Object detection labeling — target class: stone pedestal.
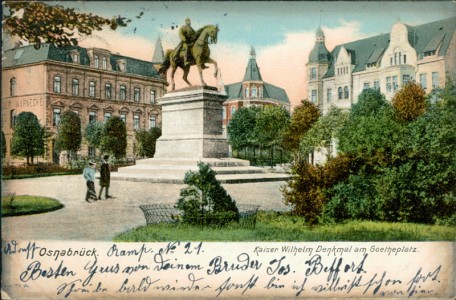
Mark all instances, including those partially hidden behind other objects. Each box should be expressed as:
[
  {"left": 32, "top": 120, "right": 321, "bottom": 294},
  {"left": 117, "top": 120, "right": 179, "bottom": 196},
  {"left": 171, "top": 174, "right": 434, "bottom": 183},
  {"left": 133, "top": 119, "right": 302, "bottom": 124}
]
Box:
[{"left": 154, "top": 86, "right": 229, "bottom": 159}]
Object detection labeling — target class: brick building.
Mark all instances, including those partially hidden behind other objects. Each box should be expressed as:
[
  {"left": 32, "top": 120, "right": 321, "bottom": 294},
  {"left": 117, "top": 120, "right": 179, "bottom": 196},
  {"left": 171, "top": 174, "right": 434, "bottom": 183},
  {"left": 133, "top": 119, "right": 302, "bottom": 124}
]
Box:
[{"left": 2, "top": 44, "right": 167, "bottom": 164}]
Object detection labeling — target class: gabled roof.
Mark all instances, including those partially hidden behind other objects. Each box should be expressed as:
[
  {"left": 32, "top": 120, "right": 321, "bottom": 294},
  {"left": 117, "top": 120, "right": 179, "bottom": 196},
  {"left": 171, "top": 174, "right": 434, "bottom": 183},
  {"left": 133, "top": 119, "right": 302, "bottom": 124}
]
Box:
[
  {"left": 322, "top": 16, "right": 456, "bottom": 79},
  {"left": 3, "top": 44, "right": 161, "bottom": 79},
  {"left": 224, "top": 82, "right": 290, "bottom": 104}
]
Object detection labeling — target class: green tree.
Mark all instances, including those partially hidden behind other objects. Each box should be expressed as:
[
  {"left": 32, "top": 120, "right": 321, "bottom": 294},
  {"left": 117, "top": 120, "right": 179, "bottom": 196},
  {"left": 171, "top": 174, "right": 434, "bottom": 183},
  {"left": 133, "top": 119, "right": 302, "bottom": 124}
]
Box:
[
  {"left": 100, "top": 116, "right": 127, "bottom": 159},
  {"left": 10, "top": 112, "right": 45, "bottom": 164},
  {"left": 1, "top": 131, "right": 6, "bottom": 159},
  {"left": 253, "top": 105, "right": 290, "bottom": 166},
  {"left": 301, "top": 106, "right": 348, "bottom": 160},
  {"left": 176, "top": 162, "right": 239, "bottom": 226},
  {"left": 392, "top": 81, "right": 427, "bottom": 122},
  {"left": 282, "top": 100, "right": 320, "bottom": 162},
  {"left": 135, "top": 127, "right": 162, "bottom": 158},
  {"left": 227, "top": 107, "right": 260, "bottom": 152},
  {"left": 3, "top": 1, "right": 131, "bottom": 49},
  {"left": 55, "top": 111, "right": 82, "bottom": 158},
  {"left": 84, "top": 121, "right": 104, "bottom": 151}
]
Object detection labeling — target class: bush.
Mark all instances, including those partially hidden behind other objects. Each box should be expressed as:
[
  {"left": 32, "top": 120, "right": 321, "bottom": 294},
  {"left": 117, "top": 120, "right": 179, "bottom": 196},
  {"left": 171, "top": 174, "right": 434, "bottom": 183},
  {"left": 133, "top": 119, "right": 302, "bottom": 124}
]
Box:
[{"left": 176, "top": 162, "right": 239, "bottom": 226}]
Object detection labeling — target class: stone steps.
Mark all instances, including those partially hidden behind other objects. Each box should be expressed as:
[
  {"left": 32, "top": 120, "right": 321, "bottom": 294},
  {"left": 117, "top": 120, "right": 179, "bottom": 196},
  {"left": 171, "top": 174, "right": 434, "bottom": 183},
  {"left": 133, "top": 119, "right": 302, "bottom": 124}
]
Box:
[{"left": 111, "top": 157, "right": 291, "bottom": 184}]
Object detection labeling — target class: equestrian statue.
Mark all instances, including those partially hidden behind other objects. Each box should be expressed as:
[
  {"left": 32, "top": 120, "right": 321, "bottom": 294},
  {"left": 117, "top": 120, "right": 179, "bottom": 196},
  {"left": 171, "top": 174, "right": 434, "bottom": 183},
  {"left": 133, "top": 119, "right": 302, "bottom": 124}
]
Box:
[{"left": 159, "top": 18, "right": 219, "bottom": 90}]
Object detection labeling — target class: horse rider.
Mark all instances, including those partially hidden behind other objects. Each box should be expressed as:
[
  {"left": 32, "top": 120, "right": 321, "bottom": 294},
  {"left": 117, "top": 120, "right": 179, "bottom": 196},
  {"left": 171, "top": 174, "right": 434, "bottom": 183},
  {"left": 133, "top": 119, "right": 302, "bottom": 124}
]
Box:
[{"left": 175, "top": 17, "right": 196, "bottom": 66}]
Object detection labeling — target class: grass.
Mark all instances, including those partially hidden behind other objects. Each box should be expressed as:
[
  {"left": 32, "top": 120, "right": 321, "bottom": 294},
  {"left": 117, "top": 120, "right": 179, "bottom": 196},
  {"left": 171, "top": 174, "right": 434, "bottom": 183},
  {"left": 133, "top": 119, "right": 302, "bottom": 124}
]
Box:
[
  {"left": 114, "top": 211, "right": 456, "bottom": 242},
  {"left": 1, "top": 195, "right": 64, "bottom": 217}
]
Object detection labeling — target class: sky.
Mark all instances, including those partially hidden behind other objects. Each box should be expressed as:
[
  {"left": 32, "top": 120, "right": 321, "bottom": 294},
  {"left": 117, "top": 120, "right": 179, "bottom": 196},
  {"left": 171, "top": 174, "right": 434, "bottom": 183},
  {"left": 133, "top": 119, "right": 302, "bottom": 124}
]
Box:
[{"left": 9, "top": 1, "right": 456, "bottom": 108}]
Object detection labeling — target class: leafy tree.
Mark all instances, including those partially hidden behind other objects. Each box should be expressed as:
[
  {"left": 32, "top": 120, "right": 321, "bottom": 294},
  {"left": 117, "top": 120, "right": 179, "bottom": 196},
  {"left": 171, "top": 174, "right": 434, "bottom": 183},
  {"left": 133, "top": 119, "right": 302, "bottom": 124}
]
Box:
[
  {"left": 282, "top": 100, "right": 320, "bottom": 162},
  {"left": 392, "top": 81, "right": 427, "bottom": 122},
  {"left": 253, "top": 105, "right": 290, "bottom": 166},
  {"left": 3, "top": 1, "right": 131, "bottom": 49},
  {"left": 176, "top": 162, "right": 239, "bottom": 226},
  {"left": 84, "top": 121, "right": 104, "bottom": 151},
  {"left": 227, "top": 107, "right": 260, "bottom": 151},
  {"left": 1, "top": 131, "right": 6, "bottom": 159},
  {"left": 55, "top": 111, "right": 81, "bottom": 157},
  {"left": 135, "top": 127, "right": 162, "bottom": 158},
  {"left": 10, "top": 112, "right": 45, "bottom": 164},
  {"left": 100, "top": 116, "right": 127, "bottom": 159},
  {"left": 301, "top": 105, "right": 348, "bottom": 161}
]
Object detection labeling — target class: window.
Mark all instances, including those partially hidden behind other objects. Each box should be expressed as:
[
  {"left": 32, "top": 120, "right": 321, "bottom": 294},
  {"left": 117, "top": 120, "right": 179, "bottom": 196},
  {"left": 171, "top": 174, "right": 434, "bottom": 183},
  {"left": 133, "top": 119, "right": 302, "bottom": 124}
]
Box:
[
  {"left": 134, "top": 87, "right": 141, "bottom": 102},
  {"left": 424, "top": 50, "right": 436, "bottom": 57},
  {"left": 363, "top": 82, "right": 370, "bottom": 89},
  {"left": 102, "top": 57, "right": 107, "bottom": 70},
  {"left": 403, "top": 55, "right": 407, "bottom": 64},
  {"left": 72, "top": 79, "right": 79, "bottom": 96},
  {"left": 393, "top": 76, "right": 398, "bottom": 91},
  {"left": 244, "top": 87, "right": 249, "bottom": 98},
  {"left": 89, "top": 111, "right": 97, "bottom": 122},
  {"left": 420, "top": 74, "right": 427, "bottom": 89},
  {"left": 432, "top": 72, "right": 439, "bottom": 88},
  {"left": 338, "top": 87, "right": 343, "bottom": 100},
  {"left": 10, "top": 110, "right": 17, "bottom": 128},
  {"left": 259, "top": 87, "right": 263, "bottom": 98},
  {"left": 10, "top": 78, "right": 16, "bottom": 96},
  {"left": 251, "top": 86, "right": 257, "bottom": 98},
  {"left": 344, "top": 86, "right": 349, "bottom": 99},
  {"left": 53, "top": 76, "right": 61, "bottom": 93},
  {"left": 118, "top": 60, "right": 126, "bottom": 72},
  {"left": 72, "top": 52, "right": 79, "bottom": 63},
  {"left": 327, "top": 89, "right": 332, "bottom": 103},
  {"left": 104, "top": 112, "right": 112, "bottom": 121},
  {"left": 105, "top": 83, "right": 112, "bottom": 99},
  {"left": 310, "top": 67, "right": 317, "bottom": 79},
  {"left": 120, "top": 85, "right": 127, "bottom": 100},
  {"left": 89, "top": 81, "right": 95, "bottom": 97},
  {"left": 120, "top": 113, "right": 126, "bottom": 123},
  {"left": 231, "top": 106, "right": 236, "bottom": 116},
  {"left": 133, "top": 115, "right": 140, "bottom": 129},
  {"left": 386, "top": 77, "right": 392, "bottom": 92},
  {"left": 94, "top": 55, "right": 99, "bottom": 68},
  {"left": 149, "top": 115, "right": 156, "bottom": 129},
  {"left": 402, "top": 74, "right": 411, "bottom": 85},
  {"left": 53, "top": 108, "right": 61, "bottom": 126},
  {"left": 311, "top": 90, "right": 317, "bottom": 103},
  {"left": 222, "top": 106, "right": 227, "bottom": 119},
  {"left": 150, "top": 90, "right": 156, "bottom": 104},
  {"left": 374, "top": 81, "right": 380, "bottom": 90}
]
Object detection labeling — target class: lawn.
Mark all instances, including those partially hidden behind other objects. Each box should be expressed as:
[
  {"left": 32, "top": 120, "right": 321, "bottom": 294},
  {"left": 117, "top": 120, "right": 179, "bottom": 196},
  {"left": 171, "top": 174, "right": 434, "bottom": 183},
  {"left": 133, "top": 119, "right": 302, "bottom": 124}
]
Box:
[
  {"left": 1, "top": 195, "right": 64, "bottom": 217},
  {"left": 114, "top": 211, "right": 456, "bottom": 242}
]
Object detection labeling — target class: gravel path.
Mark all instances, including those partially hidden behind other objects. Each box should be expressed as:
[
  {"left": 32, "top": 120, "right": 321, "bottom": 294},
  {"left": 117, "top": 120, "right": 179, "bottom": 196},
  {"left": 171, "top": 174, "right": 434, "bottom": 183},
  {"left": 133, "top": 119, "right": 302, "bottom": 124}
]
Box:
[{"left": 1, "top": 175, "right": 289, "bottom": 241}]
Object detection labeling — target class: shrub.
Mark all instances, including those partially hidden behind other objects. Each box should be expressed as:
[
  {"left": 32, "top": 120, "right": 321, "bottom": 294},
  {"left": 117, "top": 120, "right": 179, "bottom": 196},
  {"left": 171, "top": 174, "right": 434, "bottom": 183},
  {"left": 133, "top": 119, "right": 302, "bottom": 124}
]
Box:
[{"left": 176, "top": 162, "right": 239, "bottom": 226}]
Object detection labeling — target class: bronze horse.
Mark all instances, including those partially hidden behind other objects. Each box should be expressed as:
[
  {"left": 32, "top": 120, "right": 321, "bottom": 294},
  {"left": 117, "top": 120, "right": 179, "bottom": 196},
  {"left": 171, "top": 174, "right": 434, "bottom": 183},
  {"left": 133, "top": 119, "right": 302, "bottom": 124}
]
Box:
[{"left": 159, "top": 25, "right": 219, "bottom": 90}]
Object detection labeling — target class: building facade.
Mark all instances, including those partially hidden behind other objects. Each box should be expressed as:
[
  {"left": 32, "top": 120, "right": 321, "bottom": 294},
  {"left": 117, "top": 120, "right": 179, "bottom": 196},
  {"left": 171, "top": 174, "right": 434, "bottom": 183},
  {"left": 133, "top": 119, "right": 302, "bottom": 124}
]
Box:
[
  {"left": 2, "top": 44, "right": 167, "bottom": 164},
  {"left": 307, "top": 16, "right": 456, "bottom": 114},
  {"left": 222, "top": 47, "right": 291, "bottom": 135}
]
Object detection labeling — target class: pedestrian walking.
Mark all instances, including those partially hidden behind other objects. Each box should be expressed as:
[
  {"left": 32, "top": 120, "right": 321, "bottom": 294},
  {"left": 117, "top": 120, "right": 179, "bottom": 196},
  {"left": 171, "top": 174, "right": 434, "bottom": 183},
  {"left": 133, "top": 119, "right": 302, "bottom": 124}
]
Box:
[
  {"left": 83, "top": 161, "right": 97, "bottom": 202},
  {"left": 98, "top": 155, "right": 113, "bottom": 200}
]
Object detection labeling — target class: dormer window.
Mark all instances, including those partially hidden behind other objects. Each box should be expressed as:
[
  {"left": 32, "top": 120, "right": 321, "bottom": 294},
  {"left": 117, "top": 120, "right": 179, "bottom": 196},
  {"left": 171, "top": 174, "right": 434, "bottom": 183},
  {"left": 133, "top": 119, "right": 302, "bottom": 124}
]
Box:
[
  {"left": 244, "top": 87, "right": 249, "bottom": 98},
  {"left": 117, "top": 60, "right": 127, "bottom": 72},
  {"left": 71, "top": 51, "right": 80, "bottom": 63},
  {"left": 251, "top": 86, "right": 257, "bottom": 98},
  {"left": 259, "top": 87, "right": 263, "bottom": 98},
  {"left": 102, "top": 57, "right": 107, "bottom": 70},
  {"left": 310, "top": 67, "right": 317, "bottom": 79},
  {"left": 424, "top": 50, "right": 436, "bottom": 57},
  {"left": 94, "top": 55, "right": 99, "bottom": 68}
]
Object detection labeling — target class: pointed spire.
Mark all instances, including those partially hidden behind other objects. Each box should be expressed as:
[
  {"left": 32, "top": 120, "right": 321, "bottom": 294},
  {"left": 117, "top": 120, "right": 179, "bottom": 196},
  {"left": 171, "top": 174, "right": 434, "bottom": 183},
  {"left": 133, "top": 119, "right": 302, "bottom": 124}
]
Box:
[
  {"left": 217, "top": 68, "right": 226, "bottom": 94},
  {"left": 243, "top": 47, "right": 263, "bottom": 81},
  {"left": 152, "top": 36, "right": 165, "bottom": 64}
]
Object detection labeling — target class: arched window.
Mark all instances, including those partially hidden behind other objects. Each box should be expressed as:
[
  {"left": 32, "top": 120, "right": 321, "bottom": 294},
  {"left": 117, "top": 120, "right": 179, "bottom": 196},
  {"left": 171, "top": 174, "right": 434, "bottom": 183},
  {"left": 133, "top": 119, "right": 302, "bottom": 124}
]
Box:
[
  {"left": 251, "top": 86, "right": 257, "bottom": 97},
  {"left": 259, "top": 87, "right": 263, "bottom": 98},
  {"left": 53, "top": 76, "right": 61, "bottom": 93},
  {"left": 102, "top": 57, "right": 107, "bottom": 69},
  {"left": 94, "top": 55, "right": 99, "bottom": 68},
  {"left": 244, "top": 87, "right": 249, "bottom": 98},
  {"left": 10, "top": 78, "right": 16, "bottom": 96},
  {"left": 338, "top": 87, "right": 343, "bottom": 100},
  {"left": 344, "top": 86, "right": 349, "bottom": 99},
  {"left": 231, "top": 106, "right": 236, "bottom": 116}
]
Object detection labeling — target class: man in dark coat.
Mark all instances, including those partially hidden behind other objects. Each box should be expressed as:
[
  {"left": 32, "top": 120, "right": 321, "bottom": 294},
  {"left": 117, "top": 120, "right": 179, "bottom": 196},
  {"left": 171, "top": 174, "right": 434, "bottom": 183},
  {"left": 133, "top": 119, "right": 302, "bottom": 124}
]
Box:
[
  {"left": 175, "top": 17, "right": 196, "bottom": 66},
  {"left": 98, "top": 155, "right": 113, "bottom": 200}
]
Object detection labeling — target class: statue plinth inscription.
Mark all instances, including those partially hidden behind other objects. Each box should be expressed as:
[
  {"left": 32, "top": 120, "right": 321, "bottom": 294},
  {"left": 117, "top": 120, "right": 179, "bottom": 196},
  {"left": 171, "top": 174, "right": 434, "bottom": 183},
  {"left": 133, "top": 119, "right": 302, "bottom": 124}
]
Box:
[{"left": 154, "top": 86, "right": 229, "bottom": 159}]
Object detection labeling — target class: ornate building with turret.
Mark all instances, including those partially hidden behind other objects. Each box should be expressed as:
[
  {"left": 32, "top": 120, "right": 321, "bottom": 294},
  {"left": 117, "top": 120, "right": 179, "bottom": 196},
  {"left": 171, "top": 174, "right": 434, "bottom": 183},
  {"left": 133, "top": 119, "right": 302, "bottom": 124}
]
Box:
[
  {"left": 222, "top": 47, "right": 291, "bottom": 135},
  {"left": 2, "top": 44, "right": 167, "bottom": 164},
  {"left": 307, "top": 16, "right": 456, "bottom": 115}
]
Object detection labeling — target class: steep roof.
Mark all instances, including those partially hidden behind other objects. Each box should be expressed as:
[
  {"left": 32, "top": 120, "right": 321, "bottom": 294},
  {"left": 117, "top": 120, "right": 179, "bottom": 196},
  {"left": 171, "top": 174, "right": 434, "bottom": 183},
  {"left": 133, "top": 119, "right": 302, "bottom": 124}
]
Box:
[
  {"left": 243, "top": 57, "right": 263, "bottom": 81},
  {"left": 224, "top": 82, "right": 290, "bottom": 104},
  {"left": 3, "top": 44, "right": 161, "bottom": 78},
  {"left": 152, "top": 36, "right": 165, "bottom": 64},
  {"left": 308, "top": 42, "right": 331, "bottom": 63},
  {"left": 322, "top": 16, "right": 456, "bottom": 78}
]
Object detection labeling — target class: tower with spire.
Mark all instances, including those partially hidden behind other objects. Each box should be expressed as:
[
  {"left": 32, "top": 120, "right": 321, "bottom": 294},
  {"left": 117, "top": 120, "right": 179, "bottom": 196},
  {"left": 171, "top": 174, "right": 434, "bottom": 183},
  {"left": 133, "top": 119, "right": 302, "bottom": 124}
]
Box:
[
  {"left": 222, "top": 47, "right": 290, "bottom": 135},
  {"left": 152, "top": 36, "right": 165, "bottom": 72},
  {"left": 306, "top": 26, "right": 331, "bottom": 109}
]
